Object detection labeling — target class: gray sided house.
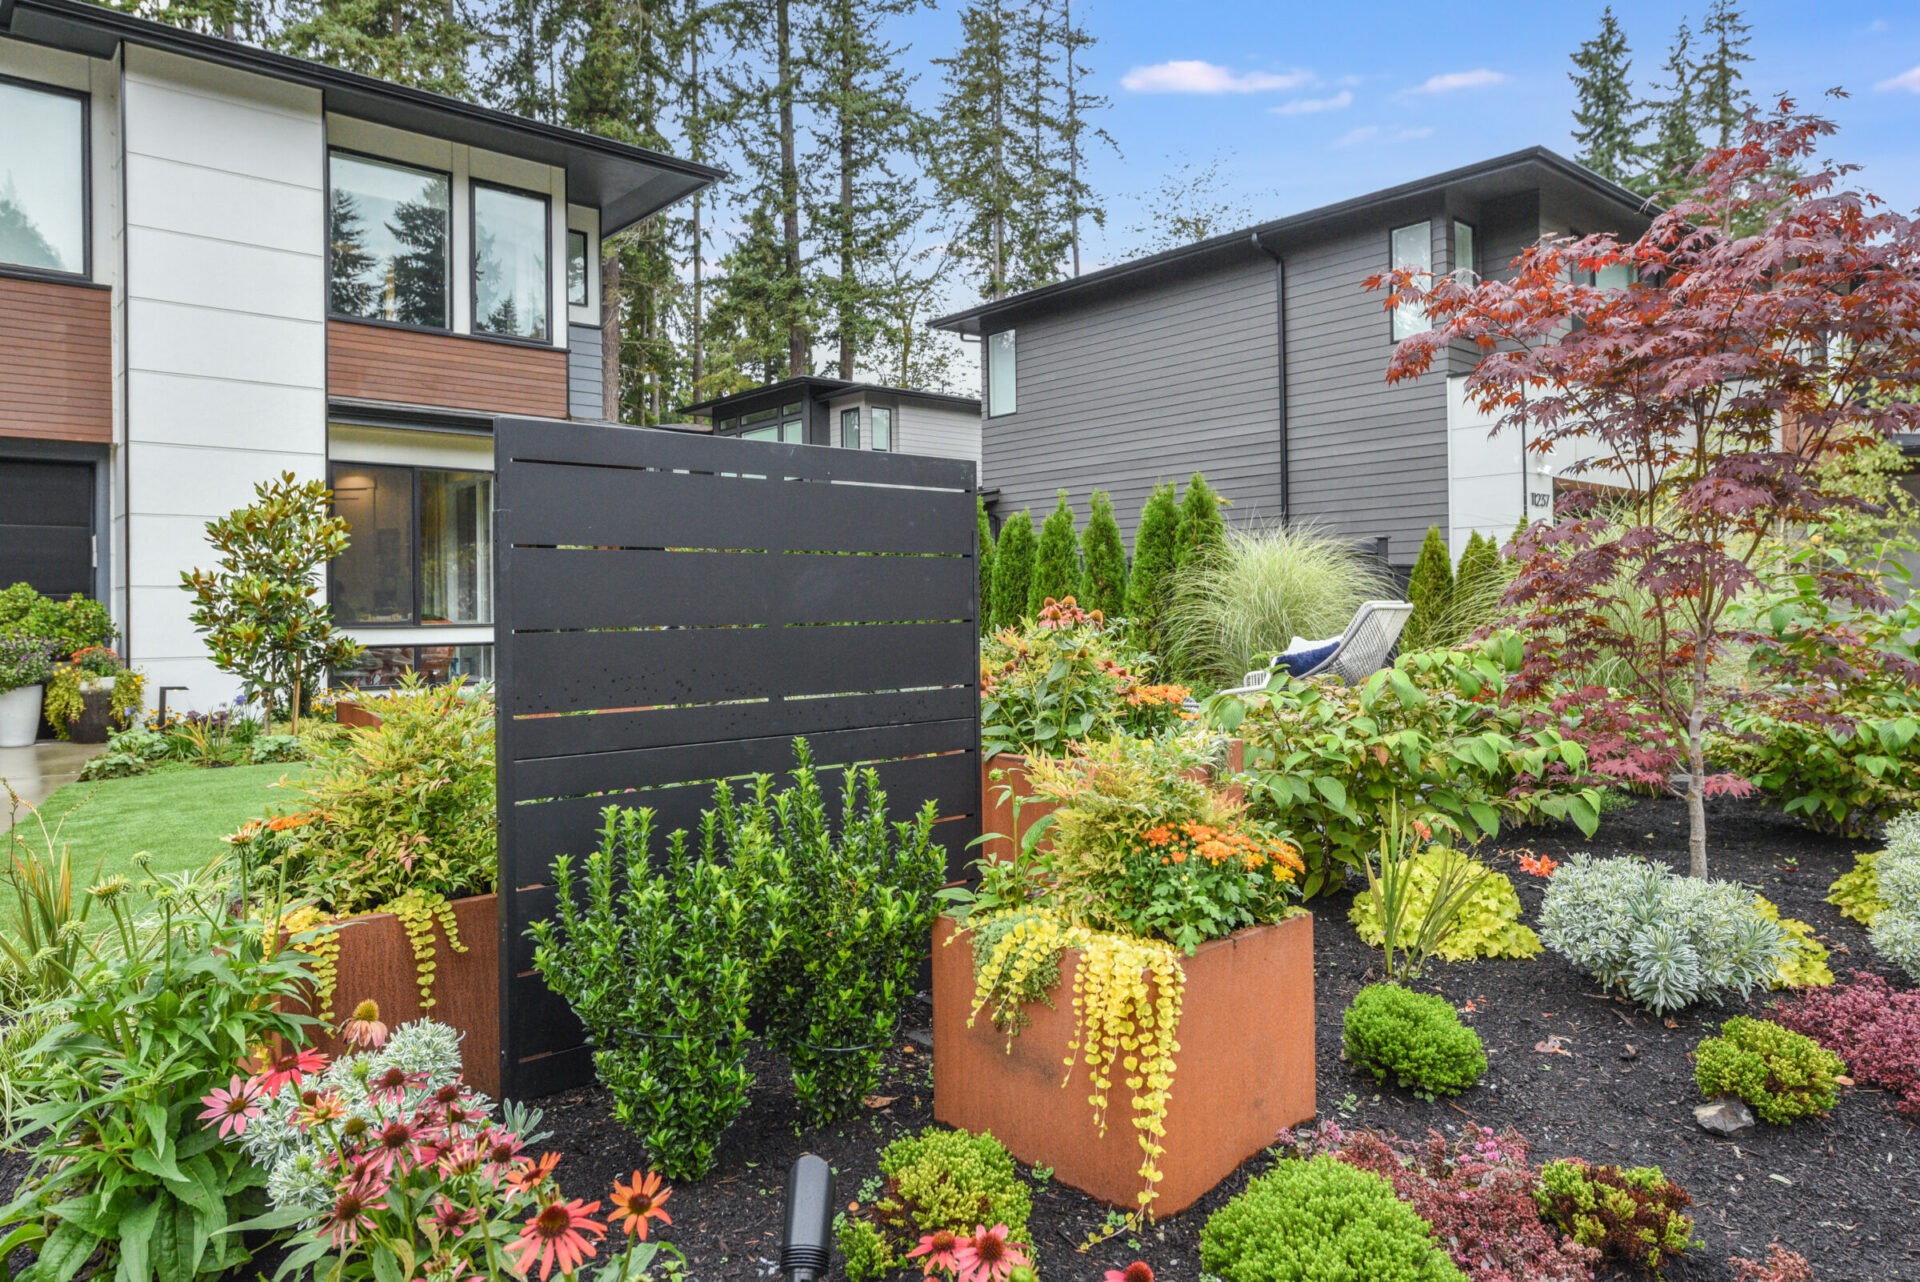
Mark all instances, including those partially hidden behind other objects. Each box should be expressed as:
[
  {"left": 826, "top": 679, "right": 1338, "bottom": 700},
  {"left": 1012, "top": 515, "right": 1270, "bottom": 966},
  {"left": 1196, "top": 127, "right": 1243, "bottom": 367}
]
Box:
[
  {"left": 682, "top": 376, "right": 982, "bottom": 464},
  {"left": 932, "top": 148, "right": 1654, "bottom": 566}
]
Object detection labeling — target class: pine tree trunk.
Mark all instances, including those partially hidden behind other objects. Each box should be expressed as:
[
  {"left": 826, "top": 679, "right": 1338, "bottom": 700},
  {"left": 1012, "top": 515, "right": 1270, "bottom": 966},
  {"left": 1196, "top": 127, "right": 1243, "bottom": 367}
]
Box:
[
  {"left": 601, "top": 243, "right": 621, "bottom": 420},
  {"left": 778, "top": 0, "right": 806, "bottom": 376},
  {"left": 690, "top": 46, "right": 705, "bottom": 394}
]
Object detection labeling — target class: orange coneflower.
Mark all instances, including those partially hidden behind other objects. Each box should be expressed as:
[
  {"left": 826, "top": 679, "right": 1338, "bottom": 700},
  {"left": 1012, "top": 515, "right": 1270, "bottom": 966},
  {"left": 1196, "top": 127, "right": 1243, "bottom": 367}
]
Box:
[
  {"left": 607, "top": 1171, "right": 672, "bottom": 1240},
  {"left": 509, "top": 1198, "right": 605, "bottom": 1281},
  {"left": 507, "top": 1151, "right": 563, "bottom": 1195}
]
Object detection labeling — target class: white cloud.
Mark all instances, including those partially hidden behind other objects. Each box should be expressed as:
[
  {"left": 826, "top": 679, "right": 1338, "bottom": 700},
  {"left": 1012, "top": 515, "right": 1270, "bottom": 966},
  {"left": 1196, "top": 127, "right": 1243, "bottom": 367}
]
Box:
[
  {"left": 1408, "top": 68, "right": 1508, "bottom": 94},
  {"left": 1271, "top": 90, "right": 1353, "bottom": 116},
  {"left": 1877, "top": 65, "right": 1920, "bottom": 92},
  {"left": 1336, "top": 125, "right": 1381, "bottom": 146},
  {"left": 1336, "top": 124, "right": 1435, "bottom": 147},
  {"left": 1119, "top": 60, "right": 1314, "bottom": 94}
]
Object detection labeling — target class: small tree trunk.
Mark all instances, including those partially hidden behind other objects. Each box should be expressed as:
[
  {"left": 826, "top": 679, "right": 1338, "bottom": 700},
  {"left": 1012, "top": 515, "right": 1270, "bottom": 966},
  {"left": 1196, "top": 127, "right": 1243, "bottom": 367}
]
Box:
[
  {"left": 1685, "top": 702, "right": 1708, "bottom": 877},
  {"left": 290, "top": 671, "right": 302, "bottom": 737}
]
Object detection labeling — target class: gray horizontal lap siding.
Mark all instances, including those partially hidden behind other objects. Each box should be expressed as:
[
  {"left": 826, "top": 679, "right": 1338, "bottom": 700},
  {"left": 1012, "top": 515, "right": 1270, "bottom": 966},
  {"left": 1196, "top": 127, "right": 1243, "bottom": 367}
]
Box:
[
  {"left": 981, "top": 258, "right": 1281, "bottom": 543},
  {"left": 568, "top": 323, "right": 604, "bottom": 420},
  {"left": 1283, "top": 221, "right": 1449, "bottom": 564}
]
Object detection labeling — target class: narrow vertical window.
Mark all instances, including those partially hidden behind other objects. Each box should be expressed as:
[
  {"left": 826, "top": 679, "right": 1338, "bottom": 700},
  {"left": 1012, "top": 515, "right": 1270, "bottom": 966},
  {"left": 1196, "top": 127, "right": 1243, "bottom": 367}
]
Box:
[
  {"left": 986, "top": 329, "right": 1017, "bottom": 416},
  {"left": 1452, "top": 220, "right": 1476, "bottom": 281},
  {"left": 1390, "top": 221, "right": 1432, "bottom": 340},
  {"left": 566, "top": 229, "right": 589, "bottom": 307},
  {"left": 870, "top": 407, "right": 893, "bottom": 452},
  {"left": 840, "top": 407, "right": 862, "bottom": 449},
  {"left": 0, "top": 81, "right": 86, "bottom": 276},
  {"left": 473, "top": 182, "right": 550, "bottom": 342}
]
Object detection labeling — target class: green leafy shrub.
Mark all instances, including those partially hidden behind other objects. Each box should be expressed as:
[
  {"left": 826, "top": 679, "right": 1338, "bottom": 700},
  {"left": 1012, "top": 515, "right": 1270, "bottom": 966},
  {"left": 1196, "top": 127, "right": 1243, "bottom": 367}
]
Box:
[
  {"left": 1534, "top": 1159, "right": 1697, "bottom": 1276},
  {"left": 0, "top": 858, "right": 315, "bottom": 1282},
  {"left": 1694, "top": 1015, "right": 1845, "bottom": 1124},
  {"left": 248, "top": 732, "right": 307, "bottom": 764},
  {"left": 529, "top": 804, "right": 760, "bottom": 1180},
  {"left": 835, "top": 1126, "right": 1036, "bottom": 1282},
  {"left": 1827, "top": 852, "right": 1888, "bottom": 925},
  {"left": 977, "top": 496, "right": 996, "bottom": 636},
  {"left": 990, "top": 509, "right": 1036, "bottom": 631},
  {"left": 1754, "top": 897, "right": 1833, "bottom": 989},
  {"left": 1028, "top": 489, "right": 1084, "bottom": 614},
  {"left": 1537, "top": 855, "right": 1788, "bottom": 1014},
  {"left": 1200, "top": 1154, "right": 1465, "bottom": 1282},
  {"left": 1216, "top": 634, "right": 1602, "bottom": 897},
  {"left": 75, "top": 750, "right": 151, "bottom": 782},
  {"left": 0, "top": 635, "right": 50, "bottom": 694},
  {"left": 1403, "top": 525, "right": 1455, "bottom": 653},
  {"left": 1165, "top": 523, "right": 1391, "bottom": 686},
  {"left": 0, "top": 584, "right": 114, "bottom": 656},
  {"left": 1342, "top": 983, "right": 1486, "bottom": 1100},
  {"left": 1349, "top": 845, "right": 1542, "bottom": 965},
  {"left": 980, "top": 597, "right": 1186, "bottom": 757}
]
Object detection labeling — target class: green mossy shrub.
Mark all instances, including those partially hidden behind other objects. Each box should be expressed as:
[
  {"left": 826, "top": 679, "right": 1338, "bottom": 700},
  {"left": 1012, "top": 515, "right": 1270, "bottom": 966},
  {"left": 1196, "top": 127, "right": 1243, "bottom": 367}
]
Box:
[
  {"left": 1348, "top": 849, "right": 1543, "bottom": 962},
  {"left": 1342, "top": 983, "right": 1487, "bottom": 1099},
  {"left": 835, "top": 1127, "right": 1034, "bottom": 1282},
  {"left": 1694, "top": 1016, "right": 1845, "bottom": 1124},
  {"left": 1199, "top": 1154, "right": 1465, "bottom": 1282},
  {"left": 1534, "top": 1159, "right": 1697, "bottom": 1276}
]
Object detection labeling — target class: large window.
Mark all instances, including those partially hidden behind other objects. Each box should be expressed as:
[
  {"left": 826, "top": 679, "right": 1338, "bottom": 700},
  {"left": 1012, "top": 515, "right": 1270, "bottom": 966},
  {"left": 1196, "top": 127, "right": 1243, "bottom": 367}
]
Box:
[
  {"left": 986, "top": 329, "right": 1017, "bottom": 416},
  {"left": 473, "top": 182, "right": 549, "bottom": 342},
  {"left": 736, "top": 402, "right": 805, "bottom": 443},
  {"left": 331, "top": 463, "right": 493, "bottom": 627},
  {"left": 1390, "top": 222, "right": 1432, "bottom": 340},
  {"left": 329, "top": 151, "right": 451, "bottom": 329},
  {"left": 335, "top": 643, "right": 492, "bottom": 691},
  {"left": 0, "top": 79, "right": 86, "bottom": 277}
]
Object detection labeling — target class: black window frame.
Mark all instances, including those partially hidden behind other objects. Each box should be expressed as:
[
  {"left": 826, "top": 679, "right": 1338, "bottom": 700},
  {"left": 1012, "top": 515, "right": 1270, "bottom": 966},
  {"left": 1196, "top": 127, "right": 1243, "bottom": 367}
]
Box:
[
  {"left": 328, "top": 460, "right": 495, "bottom": 629},
  {"left": 565, "top": 228, "right": 589, "bottom": 308},
  {"left": 985, "top": 328, "right": 1017, "bottom": 418},
  {"left": 839, "top": 406, "right": 862, "bottom": 449},
  {"left": 469, "top": 177, "right": 554, "bottom": 347},
  {"left": 0, "top": 73, "right": 91, "bottom": 284},
  {"left": 324, "top": 145, "right": 455, "bottom": 334}
]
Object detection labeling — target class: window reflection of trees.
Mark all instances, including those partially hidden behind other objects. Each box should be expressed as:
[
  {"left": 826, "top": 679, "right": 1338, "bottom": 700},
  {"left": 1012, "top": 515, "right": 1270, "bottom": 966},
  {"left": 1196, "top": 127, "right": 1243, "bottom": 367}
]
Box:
[
  {"left": 0, "top": 179, "right": 64, "bottom": 272},
  {"left": 329, "top": 179, "right": 447, "bottom": 328}
]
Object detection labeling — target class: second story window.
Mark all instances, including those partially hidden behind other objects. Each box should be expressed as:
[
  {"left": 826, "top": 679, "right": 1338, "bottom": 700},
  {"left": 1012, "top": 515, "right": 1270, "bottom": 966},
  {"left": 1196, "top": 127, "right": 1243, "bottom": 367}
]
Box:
[
  {"left": 473, "top": 182, "right": 549, "bottom": 343},
  {"left": 1389, "top": 221, "right": 1432, "bottom": 340},
  {"left": 329, "top": 151, "right": 451, "bottom": 329},
  {"left": 0, "top": 79, "right": 86, "bottom": 277},
  {"left": 1452, "top": 220, "right": 1477, "bottom": 281},
  {"left": 840, "top": 407, "right": 862, "bottom": 449},
  {"left": 986, "top": 329, "right": 1017, "bottom": 417},
  {"left": 870, "top": 406, "right": 892, "bottom": 452},
  {"left": 566, "top": 230, "right": 589, "bottom": 307}
]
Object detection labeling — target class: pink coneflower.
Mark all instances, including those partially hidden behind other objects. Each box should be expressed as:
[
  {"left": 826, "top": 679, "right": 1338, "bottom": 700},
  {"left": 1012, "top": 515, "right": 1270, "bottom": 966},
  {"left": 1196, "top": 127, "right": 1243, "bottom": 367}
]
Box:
[
  {"left": 198, "top": 1075, "right": 263, "bottom": 1139},
  {"left": 436, "top": 1136, "right": 487, "bottom": 1180},
  {"left": 366, "top": 1065, "right": 425, "bottom": 1105},
  {"left": 361, "top": 1119, "right": 438, "bottom": 1177},
  {"left": 509, "top": 1199, "right": 605, "bottom": 1281},
  {"left": 341, "top": 1000, "right": 388, "bottom": 1050},
  {"left": 1105, "top": 1264, "right": 1154, "bottom": 1282},
  {"left": 425, "top": 1196, "right": 479, "bottom": 1239},
  {"left": 318, "top": 1177, "right": 388, "bottom": 1249},
  {"left": 954, "top": 1225, "right": 1028, "bottom": 1282},
  {"left": 255, "top": 1047, "right": 328, "bottom": 1098},
  {"left": 905, "top": 1228, "right": 962, "bottom": 1276}
]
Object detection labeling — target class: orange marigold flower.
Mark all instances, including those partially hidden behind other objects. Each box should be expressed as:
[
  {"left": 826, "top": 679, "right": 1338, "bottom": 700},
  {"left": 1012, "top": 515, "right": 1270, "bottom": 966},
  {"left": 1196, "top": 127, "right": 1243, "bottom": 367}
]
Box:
[
  {"left": 1518, "top": 852, "right": 1560, "bottom": 878},
  {"left": 1143, "top": 826, "right": 1173, "bottom": 847}
]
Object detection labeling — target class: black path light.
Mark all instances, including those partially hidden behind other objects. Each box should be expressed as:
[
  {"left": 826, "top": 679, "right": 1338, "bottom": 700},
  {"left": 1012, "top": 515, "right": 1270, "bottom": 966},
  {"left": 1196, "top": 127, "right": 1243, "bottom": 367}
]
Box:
[{"left": 779, "top": 1153, "right": 835, "bottom": 1281}]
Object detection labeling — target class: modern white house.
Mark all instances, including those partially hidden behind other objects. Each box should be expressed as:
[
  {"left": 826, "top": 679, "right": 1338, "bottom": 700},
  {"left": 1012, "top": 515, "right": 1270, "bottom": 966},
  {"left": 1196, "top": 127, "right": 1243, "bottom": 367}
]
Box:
[
  {"left": 0, "top": 0, "right": 718, "bottom": 709},
  {"left": 682, "top": 375, "right": 983, "bottom": 465}
]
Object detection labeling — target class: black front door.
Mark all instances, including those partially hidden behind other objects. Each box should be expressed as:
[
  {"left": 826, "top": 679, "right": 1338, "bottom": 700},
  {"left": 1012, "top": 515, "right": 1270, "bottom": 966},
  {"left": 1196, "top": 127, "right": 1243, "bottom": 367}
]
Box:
[{"left": 0, "top": 459, "right": 94, "bottom": 598}]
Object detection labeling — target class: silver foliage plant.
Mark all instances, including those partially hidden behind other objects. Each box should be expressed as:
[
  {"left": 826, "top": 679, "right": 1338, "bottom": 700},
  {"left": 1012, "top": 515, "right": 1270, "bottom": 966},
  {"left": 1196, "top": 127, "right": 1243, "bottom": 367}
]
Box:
[
  {"left": 1538, "top": 855, "right": 1788, "bottom": 1014},
  {"left": 1869, "top": 811, "right": 1920, "bottom": 981}
]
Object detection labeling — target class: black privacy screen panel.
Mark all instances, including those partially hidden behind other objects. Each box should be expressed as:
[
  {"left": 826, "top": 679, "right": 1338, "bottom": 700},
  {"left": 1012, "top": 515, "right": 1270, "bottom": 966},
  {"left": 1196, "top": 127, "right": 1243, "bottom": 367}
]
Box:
[{"left": 493, "top": 417, "right": 980, "bottom": 1097}]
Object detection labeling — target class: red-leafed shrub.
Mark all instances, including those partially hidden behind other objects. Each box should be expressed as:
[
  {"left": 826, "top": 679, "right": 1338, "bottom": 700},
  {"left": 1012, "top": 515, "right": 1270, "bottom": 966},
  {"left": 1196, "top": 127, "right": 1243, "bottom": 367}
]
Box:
[
  {"left": 1291, "top": 1121, "right": 1600, "bottom": 1282},
  {"left": 1769, "top": 972, "right": 1920, "bottom": 1117},
  {"left": 1729, "top": 1245, "right": 1815, "bottom": 1282}
]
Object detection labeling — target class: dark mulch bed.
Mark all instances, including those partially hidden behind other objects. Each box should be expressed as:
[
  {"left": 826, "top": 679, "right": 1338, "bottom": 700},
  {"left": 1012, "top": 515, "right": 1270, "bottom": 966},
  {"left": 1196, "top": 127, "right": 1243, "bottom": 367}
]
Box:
[{"left": 3, "top": 796, "right": 1915, "bottom": 1280}]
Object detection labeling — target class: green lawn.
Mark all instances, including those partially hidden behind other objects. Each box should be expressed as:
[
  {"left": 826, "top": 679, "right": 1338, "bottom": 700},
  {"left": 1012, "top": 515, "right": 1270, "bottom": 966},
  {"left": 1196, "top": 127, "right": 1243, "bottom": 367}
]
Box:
[{"left": 8, "top": 762, "right": 310, "bottom": 896}]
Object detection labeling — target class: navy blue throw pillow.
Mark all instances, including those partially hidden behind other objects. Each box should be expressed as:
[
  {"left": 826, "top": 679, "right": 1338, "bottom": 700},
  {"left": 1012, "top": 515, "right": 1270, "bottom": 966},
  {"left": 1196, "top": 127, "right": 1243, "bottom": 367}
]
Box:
[{"left": 1274, "top": 641, "right": 1339, "bottom": 677}]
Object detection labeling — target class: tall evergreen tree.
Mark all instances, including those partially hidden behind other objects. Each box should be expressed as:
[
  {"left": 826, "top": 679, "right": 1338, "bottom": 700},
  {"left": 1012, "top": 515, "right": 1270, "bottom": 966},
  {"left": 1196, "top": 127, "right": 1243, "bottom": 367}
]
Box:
[
  {"left": 1081, "top": 490, "right": 1128, "bottom": 620},
  {"left": 1173, "top": 473, "right": 1225, "bottom": 571},
  {"left": 1007, "top": 0, "right": 1071, "bottom": 289},
  {"left": 276, "top": 0, "right": 476, "bottom": 95},
  {"left": 932, "top": 0, "right": 1021, "bottom": 299},
  {"left": 1129, "top": 154, "right": 1249, "bottom": 254},
  {"left": 1638, "top": 19, "right": 1702, "bottom": 198},
  {"left": 1125, "top": 482, "right": 1181, "bottom": 665},
  {"left": 705, "top": 197, "right": 796, "bottom": 392},
  {"left": 1029, "top": 490, "right": 1083, "bottom": 614},
  {"left": 327, "top": 189, "right": 378, "bottom": 316},
  {"left": 990, "top": 509, "right": 1037, "bottom": 630},
  {"left": 1055, "top": 0, "right": 1113, "bottom": 276},
  {"left": 977, "top": 497, "right": 997, "bottom": 635},
  {"left": 1696, "top": 0, "right": 1753, "bottom": 149},
  {"left": 1453, "top": 530, "right": 1504, "bottom": 626},
  {"left": 1403, "top": 525, "right": 1455, "bottom": 653},
  {"left": 1568, "top": 7, "right": 1644, "bottom": 186}
]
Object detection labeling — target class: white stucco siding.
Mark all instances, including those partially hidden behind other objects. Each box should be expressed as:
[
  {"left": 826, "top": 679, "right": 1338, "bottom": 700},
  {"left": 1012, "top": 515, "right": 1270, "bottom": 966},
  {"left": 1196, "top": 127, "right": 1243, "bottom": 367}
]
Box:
[{"left": 121, "top": 45, "right": 328, "bottom": 711}]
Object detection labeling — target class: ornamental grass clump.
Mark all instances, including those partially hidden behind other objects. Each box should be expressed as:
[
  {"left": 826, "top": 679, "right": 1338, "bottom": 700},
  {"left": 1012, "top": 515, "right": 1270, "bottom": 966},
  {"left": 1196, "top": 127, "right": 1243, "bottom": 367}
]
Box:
[
  {"left": 1694, "top": 1016, "right": 1845, "bottom": 1124},
  {"left": 1341, "top": 983, "right": 1486, "bottom": 1100},
  {"left": 1199, "top": 1154, "right": 1466, "bottom": 1282},
  {"left": 1533, "top": 1159, "right": 1696, "bottom": 1277},
  {"left": 835, "top": 1127, "right": 1035, "bottom": 1282},
  {"left": 1537, "top": 855, "right": 1787, "bottom": 1015}
]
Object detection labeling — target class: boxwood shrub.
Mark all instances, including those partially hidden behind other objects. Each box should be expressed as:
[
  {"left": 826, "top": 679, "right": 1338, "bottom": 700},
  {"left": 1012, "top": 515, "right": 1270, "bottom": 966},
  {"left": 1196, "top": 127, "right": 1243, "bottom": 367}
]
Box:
[
  {"left": 1342, "top": 983, "right": 1486, "bottom": 1100},
  {"left": 1200, "top": 1154, "right": 1465, "bottom": 1282},
  {"left": 1694, "top": 1016, "right": 1845, "bottom": 1124}
]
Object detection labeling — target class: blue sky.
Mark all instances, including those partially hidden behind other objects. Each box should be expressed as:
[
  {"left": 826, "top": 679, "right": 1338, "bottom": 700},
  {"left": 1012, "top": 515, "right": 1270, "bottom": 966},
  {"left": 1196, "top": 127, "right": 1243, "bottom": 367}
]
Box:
[{"left": 892, "top": 0, "right": 1920, "bottom": 275}]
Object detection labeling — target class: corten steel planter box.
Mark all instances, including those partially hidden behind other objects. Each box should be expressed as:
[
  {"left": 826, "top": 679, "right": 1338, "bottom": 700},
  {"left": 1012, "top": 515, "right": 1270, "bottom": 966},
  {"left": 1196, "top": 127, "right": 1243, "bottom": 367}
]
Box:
[
  {"left": 288, "top": 893, "right": 499, "bottom": 1095},
  {"left": 979, "top": 740, "right": 1246, "bottom": 864},
  {"left": 334, "top": 699, "right": 384, "bottom": 729},
  {"left": 932, "top": 910, "right": 1315, "bottom": 1215}
]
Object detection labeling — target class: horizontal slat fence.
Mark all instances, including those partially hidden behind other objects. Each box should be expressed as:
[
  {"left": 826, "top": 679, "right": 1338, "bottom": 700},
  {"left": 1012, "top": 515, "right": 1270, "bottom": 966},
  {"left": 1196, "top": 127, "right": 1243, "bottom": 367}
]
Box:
[{"left": 494, "top": 418, "right": 980, "bottom": 1098}]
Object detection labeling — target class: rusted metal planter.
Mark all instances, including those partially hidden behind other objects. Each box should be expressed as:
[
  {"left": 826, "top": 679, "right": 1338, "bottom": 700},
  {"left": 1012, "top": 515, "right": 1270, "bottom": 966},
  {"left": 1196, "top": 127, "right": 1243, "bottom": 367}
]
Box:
[
  {"left": 979, "top": 741, "right": 1245, "bottom": 864},
  {"left": 932, "top": 911, "right": 1315, "bottom": 1215},
  {"left": 289, "top": 892, "right": 499, "bottom": 1095},
  {"left": 334, "top": 699, "right": 384, "bottom": 729}
]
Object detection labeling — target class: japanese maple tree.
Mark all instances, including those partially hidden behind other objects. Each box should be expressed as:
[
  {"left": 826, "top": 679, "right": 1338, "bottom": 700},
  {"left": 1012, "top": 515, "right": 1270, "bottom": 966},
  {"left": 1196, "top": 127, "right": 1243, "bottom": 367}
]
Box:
[{"left": 1371, "top": 98, "right": 1920, "bottom": 875}]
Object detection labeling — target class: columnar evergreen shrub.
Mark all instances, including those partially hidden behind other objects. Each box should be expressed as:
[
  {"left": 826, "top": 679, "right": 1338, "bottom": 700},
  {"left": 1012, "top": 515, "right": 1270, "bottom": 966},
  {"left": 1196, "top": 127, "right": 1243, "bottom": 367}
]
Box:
[
  {"left": 1081, "top": 490, "right": 1129, "bottom": 620},
  {"left": 991, "top": 510, "right": 1037, "bottom": 630},
  {"left": 1174, "top": 472, "right": 1226, "bottom": 571},
  {"left": 977, "top": 496, "right": 996, "bottom": 636},
  {"left": 1537, "top": 855, "right": 1788, "bottom": 1014},
  {"left": 1028, "top": 490, "right": 1084, "bottom": 615},
  {"left": 1534, "top": 1159, "right": 1697, "bottom": 1276},
  {"left": 1403, "top": 526, "right": 1455, "bottom": 652},
  {"left": 1126, "top": 483, "right": 1182, "bottom": 663},
  {"left": 1454, "top": 531, "right": 1501, "bottom": 607},
  {"left": 1199, "top": 1155, "right": 1466, "bottom": 1282},
  {"left": 1695, "top": 1016, "right": 1844, "bottom": 1124},
  {"left": 1342, "top": 983, "right": 1487, "bottom": 1099}
]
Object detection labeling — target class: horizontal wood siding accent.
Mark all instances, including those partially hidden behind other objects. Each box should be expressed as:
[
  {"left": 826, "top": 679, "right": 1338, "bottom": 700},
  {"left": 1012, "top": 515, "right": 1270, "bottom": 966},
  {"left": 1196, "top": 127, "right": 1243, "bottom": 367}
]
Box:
[
  {"left": 0, "top": 276, "right": 112, "bottom": 443},
  {"left": 979, "top": 257, "right": 1282, "bottom": 542},
  {"left": 327, "top": 320, "right": 568, "bottom": 418},
  {"left": 565, "top": 323, "right": 604, "bottom": 420}
]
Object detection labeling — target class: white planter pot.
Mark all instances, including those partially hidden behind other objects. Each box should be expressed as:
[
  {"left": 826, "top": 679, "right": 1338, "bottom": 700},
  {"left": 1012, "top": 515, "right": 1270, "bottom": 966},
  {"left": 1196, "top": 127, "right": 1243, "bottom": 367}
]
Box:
[{"left": 0, "top": 684, "right": 44, "bottom": 749}]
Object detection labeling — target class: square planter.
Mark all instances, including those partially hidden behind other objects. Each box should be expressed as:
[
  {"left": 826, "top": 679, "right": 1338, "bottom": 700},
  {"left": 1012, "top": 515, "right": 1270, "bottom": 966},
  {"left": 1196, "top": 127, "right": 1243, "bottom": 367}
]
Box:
[
  {"left": 979, "top": 741, "right": 1245, "bottom": 864},
  {"left": 335, "top": 699, "right": 384, "bottom": 729},
  {"left": 932, "top": 911, "right": 1315, "bottom": 1215},
  {"left": 287, "top": 892, "right": 499, "bottom": 1096}
]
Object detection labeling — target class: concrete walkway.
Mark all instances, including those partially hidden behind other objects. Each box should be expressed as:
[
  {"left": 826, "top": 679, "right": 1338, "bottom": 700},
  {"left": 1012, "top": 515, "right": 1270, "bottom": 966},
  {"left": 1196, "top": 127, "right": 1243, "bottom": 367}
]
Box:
[{"left": 0, "top": 740, "right": 108, "bottom": 811}]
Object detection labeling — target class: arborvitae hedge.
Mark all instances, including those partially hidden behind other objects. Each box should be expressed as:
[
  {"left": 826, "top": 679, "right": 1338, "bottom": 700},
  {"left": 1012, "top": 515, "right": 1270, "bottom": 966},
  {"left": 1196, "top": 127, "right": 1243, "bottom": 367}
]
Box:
[
  {"left": 1174, "top": 473, "right": 1226, "bottom": 572},
  {"left": 1029, "top": 490, "right": 1083, "bottom": 614},
  {"left": 1081, "top": 491, "right": 1128, "bottom": 621},
  {"left": 1453, "top": 531, "right": 1503, "bottom": 616},
  {"left": 990, "top": 510, "right": 1036, "bottom": 630},
  {"left": 1403, "top": 525, "right": 1455, "bottom": 652},
  {"left": 1126, "top": 483, "right": 1182, "bottom": 665},
  {"left": 976, "top": 497, "right": 996, "bottom": 636}
]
